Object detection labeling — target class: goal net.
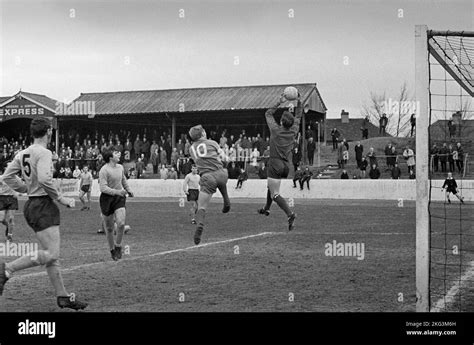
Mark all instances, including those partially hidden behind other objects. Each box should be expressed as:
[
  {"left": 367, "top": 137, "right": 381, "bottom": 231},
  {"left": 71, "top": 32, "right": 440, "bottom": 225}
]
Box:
[{"left": 415, "top": 26, "right": 474, "bottom": 312}]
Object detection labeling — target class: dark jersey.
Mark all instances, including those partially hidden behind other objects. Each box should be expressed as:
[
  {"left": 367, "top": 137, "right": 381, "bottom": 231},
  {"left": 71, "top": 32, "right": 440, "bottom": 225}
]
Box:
[
  {"left": 442, "top": 178, "right": 457, "bottom": 191},
  {"left": 265, "top": 100, "right": 302, "bottom": 162},
  {"left": 189, "top": 138, "right": 224, "bottom": 175}
]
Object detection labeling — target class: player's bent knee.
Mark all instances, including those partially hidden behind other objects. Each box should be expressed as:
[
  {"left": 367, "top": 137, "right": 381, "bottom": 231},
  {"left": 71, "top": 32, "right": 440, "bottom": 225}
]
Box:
[
  {"left": 32, "top": 250, "right": 58, "bottom": 265},
  {"left": 45, "top": 258, "right": 60, "bottom": 268}
]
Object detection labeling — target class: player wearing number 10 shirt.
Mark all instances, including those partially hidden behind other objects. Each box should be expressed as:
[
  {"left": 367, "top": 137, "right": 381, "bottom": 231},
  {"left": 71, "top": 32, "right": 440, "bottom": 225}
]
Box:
[
  {"left": 188, "top": 125, "right": 231, "bottom": 245},
  {"left": 0, "top": 117, "right": 87, "bottom": 310}
]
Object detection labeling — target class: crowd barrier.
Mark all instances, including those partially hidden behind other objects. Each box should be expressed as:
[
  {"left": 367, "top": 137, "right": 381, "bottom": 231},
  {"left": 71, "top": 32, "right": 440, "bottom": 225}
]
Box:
[{"left": 52, "top": 178, "right": 474, "bottom": 202}]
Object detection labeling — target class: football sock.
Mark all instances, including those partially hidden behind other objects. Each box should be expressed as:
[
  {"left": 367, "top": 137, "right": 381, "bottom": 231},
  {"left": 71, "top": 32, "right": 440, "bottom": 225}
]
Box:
[
  {"left": 116, "top": 224, "right": 125, "bottom": 246},
  {"left": 5, "top": 255, "right": 40, "bottom": 274},
  {"left": 264, "top": 189, "right": 273, "bottom": 210},
  {"left": 7, "top": 218, "right": 13, "bottom": 233},
  {"left": 46, "top": 262, "right": 68, "bottom": 297},
  {"left": 195, "top": 209, "right": 206, "bottom": 227},
  {"left": 273, "top": 194, "right": 292, "bottom": 217},
  {"left": 106, "top": 229, "right": 115, "bottom": 250},
  {"left": 220, "top": 186, "right": 231, "bottom": 207}
]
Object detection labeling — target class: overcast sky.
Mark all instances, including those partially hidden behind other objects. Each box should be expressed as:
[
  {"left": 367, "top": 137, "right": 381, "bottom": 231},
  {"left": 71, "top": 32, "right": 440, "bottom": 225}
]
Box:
[{"left": 0, "top": 0, "right": 472, "bottom": 118}]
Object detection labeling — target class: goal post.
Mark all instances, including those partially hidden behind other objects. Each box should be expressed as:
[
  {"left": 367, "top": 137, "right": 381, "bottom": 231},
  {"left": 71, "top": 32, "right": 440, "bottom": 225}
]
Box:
[
  {"left": 415, "top": 24, "right": 431, "bottom": 312},
  {"left": 415, "top": 25, "right": 474, "bottom": 312}
]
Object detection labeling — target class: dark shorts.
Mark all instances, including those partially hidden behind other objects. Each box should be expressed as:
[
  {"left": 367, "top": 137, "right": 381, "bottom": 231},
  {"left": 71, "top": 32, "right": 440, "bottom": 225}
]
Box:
[
  {"left": 24, "top": 196, "right": 60, "bottom": 232},
  {"left": 80, "top": 184, "right": 91, "bottom": 193},
  {"left": 447, "top": 187, "right": 457, "bottom": 194},
  {"left": 0, "top": 195, "right": 19, "bottom": 211},
  {"left": 200, "top": 169, "right": 228, "bottom": 195},
  {"left": 187, "top": 189, "right": 199, "bottom": 201},
  {"left": 100, "top": 193, "right": 126, "bottom": 216},
  {"left": 267, "top": 158, "right": 290, "bottom": 179}
]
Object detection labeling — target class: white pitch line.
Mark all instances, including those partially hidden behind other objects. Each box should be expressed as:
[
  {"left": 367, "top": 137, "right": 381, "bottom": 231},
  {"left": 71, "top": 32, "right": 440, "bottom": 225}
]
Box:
[
  {"left": 317, "top": 232, "right": 410, "bottom": 236},
  {"left": 431, "top": 260, "right": 474, "bottom": 312},
  {"left": 11, "top": 231, "right": 279, "bottom": 281}
]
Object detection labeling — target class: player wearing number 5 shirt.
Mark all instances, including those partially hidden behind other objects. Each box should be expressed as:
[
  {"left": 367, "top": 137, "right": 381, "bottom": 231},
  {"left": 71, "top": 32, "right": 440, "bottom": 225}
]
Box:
[
  {"left": 188, "top": 125, "right": 231, "bottom": 245},
  {"left": 0, "top": 117, "right": 87, "bottom": 310}
]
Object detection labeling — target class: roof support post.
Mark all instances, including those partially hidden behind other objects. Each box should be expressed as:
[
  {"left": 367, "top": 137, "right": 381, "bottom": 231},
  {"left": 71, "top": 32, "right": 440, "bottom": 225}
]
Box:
[{"left": 171, "top": 114, "right": 176, "bottom": 149}]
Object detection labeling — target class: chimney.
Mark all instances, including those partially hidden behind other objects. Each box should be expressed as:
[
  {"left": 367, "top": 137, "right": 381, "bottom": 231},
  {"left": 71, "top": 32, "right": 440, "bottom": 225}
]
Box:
[{"left": 341, "top": 109, "right": 349, "bottom": 123}]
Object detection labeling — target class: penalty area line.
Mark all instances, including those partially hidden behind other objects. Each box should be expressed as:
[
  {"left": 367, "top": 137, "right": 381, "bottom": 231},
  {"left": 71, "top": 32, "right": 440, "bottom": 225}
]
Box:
[
  {"left": 431, "top": 260, "right": 474, "bottom": 312},
  {"left": 12, "top": 231, "right": 280, "bottom": 281}
]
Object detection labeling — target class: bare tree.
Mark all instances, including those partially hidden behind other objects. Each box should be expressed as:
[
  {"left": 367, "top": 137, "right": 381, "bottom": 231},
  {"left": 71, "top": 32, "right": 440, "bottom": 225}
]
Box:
[
  {"left": 360, "top": 91, "right": 390, "bottom": 133},
  {"left": 394, "top": 83, "right": 412, "bottom": 137},
  {"left": 361, "top": 83, "right": 415, "bottom": 137}
]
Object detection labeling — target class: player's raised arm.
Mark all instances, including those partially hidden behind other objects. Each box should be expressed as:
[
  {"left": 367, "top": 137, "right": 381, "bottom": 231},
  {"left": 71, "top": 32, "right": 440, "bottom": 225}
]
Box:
[
  {"left": 2, "top": 156, "right": 27, "bottom": 194},
  {"left": 290, "top": 96, "right": 303, "bottom": 134},
  {"left": 265, "top": 95, "right": 286, "bottom": 130},
  {"left": 37, "top": 150, "right": 60, "bottom": 200}
]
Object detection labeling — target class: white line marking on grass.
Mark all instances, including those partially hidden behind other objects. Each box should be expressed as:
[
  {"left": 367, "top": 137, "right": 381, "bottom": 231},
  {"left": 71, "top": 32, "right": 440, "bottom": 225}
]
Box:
[
  {"left": 317, "top": 232, "right": 410, "bottom": 236},
  {"left": 12, "top": 232, "right": 279, "bottom": 281},
  {"left": 132, "top": 231, "right": 279, "bottom": 260},
  {"left": 431, "top": 261, "right": 474, "bottom": 312}
]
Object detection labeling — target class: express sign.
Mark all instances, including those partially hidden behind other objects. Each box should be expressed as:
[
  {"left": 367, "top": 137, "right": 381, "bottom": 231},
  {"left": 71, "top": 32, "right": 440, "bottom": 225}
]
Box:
[
  {"left": 0, "top": 97, "right": 53, "bottom": 119},
  {"left": 0, "top": 105, "right": 45, "bottom": 116}
]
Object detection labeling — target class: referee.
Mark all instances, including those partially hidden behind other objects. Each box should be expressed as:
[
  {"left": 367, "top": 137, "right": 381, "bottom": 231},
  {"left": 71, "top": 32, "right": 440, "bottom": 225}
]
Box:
[{"left": 99, "top": 149, "right": 134, "bottom": 261}]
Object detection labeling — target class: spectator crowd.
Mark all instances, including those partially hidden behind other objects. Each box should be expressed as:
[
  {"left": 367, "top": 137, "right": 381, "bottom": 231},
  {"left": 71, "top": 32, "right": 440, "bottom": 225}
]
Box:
[
  {"left": 1, "top": 127, "right": 278, "bottom": 180},
  {"left": 2, "top": 124, "right": 465, "bottom": 183}
]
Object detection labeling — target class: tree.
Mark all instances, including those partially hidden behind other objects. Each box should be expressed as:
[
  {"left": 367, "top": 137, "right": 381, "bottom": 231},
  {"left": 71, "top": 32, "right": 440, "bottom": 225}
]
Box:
[
  {"left": 394, "top": 83, "right": 411, "bottom": 137},
  {"left": 361, "top": 91, "right": 388, "bottom": 134},
  {"left": 361, "top": 83, "right": 415, "bottom": 137}
]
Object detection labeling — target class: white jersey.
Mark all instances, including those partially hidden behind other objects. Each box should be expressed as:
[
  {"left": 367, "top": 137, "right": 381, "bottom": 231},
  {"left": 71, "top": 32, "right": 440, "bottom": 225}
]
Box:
[
  {"left": 0, "top": 177, "right": 15, "bottom": 196},
  {"left": 183, "top": 173, "right": 200, "bottom": 192},
  {"left": 80, "top": 171, "right": 93, "bottom": 186},
  {"left": 3, "top": 144, "right": 59, "bottom": 199}
]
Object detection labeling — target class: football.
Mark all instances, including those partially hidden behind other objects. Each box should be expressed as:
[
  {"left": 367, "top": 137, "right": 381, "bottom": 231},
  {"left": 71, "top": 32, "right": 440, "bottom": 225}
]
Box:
[{"left": 283, "top": 86, "right": 299, "bottom": 100}]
